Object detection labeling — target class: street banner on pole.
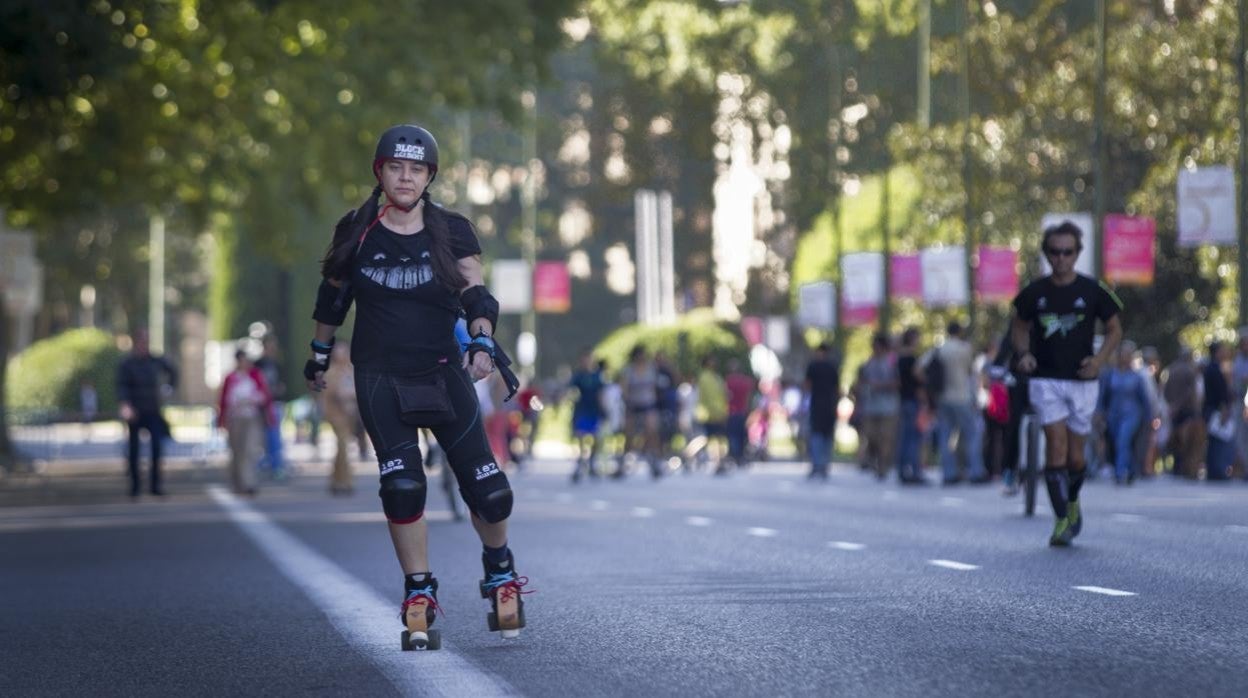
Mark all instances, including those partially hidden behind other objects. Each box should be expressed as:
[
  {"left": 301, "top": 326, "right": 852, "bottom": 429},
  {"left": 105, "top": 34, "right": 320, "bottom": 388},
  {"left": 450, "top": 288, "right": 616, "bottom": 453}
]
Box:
[
  {"left": 920, "top": 246, "right": 969, "bottom": 308},
  {"left": 764, "top": 316, "right": 791, "bottom": 355},
  {"left": 1040, "top": 212, "right": 1096, "bottom": 277},
  {"left": 797, "top": 281, "right": 836, "bottom": 330},
  {"left": 841, "top": 252, "right": 884, "bottom": 327},
  {"left": 491, "top": 259, "right": 531, "bottom": 313},
  {"left": 1178, "top": 166, "right": 1237, "bottom": 247},
  {"left": 740, "top": 316, "right": 764, "bottom": 347},
  {"left": 533, "top": 261, "right": 571, "bottom": 313},
  {"left": 1103, "top": 214, "right": 1156, "bottom": 285},
  {"left": 890, "top": 253, "right": 923, "bottom": 300},
  {"left": 975, "top": 246, "right": 1018, "bottom": 302}
]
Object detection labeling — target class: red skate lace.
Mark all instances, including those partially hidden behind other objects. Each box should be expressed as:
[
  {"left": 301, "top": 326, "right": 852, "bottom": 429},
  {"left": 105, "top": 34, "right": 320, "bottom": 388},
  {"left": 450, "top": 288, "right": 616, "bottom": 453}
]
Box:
[
  {"left": 495, "top": 575, "right": 534, "bottom": 604},
  {"left": 402, "top": 588, "right": 444, "bottom": 618}
]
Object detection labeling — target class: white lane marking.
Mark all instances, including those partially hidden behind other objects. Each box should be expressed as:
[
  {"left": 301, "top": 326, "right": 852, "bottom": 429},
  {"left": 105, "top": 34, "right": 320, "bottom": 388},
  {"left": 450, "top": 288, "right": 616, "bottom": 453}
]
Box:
[
  {"left": 928, "top": 559, "right": 980, "bottom": 571},
  {"left": 589, "top": 499, "right": 610, "bottom": 511},
  {"left": 882, "top": 491, "right": 900, "bottom": 501},
  {"left": 631, "top": 507, "right": 656, "bottom": 518},
  {"left": 777, "top": 481, "right": 795, "bottom": 492},
  {"left": 1111, "top": 513, "right": 1144, "bottom": 523},
  {"left": 939, "top": 497, "right": 964, "bottom": 507},
  {"left": 747, "top": 527, "right": 779, "bottom": 538},
  {"left": 1074, "top": 586, "right": 1137, "bottom": 597},
  {"left": 828, "top": 541, "right": 866, "bottom": 551},
  {"left": 326, "top": 511, "right": 453, "bottom": 524},
  {"left": 208, "top": 486, "right": 516, "bottom": 697},
  {"left": 1226, "top": 525, "right": 1248, "bottom": 534},
  {"left": 686, "top": 516, "right": 713, "bottom": 527},
  {"left": 554, "top": 492, "right": 574, "bottom": 503}
]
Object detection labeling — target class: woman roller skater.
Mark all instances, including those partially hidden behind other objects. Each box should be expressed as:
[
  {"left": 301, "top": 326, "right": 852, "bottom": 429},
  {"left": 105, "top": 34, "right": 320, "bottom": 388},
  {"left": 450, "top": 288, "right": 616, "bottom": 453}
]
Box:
[{"left": 305, "top": 124, "right": 528, "bottom": 650}]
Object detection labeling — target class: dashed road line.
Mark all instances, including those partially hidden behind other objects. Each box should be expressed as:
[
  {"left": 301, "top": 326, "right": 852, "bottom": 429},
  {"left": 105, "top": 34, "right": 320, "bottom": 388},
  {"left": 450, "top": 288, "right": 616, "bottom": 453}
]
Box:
[
  {"left": 1111, "top": 513, "right": 1144, "bottom": 523},
  {"left": 939, "top": 497, "right": 964, "bottom": 507},
  {"left": 631, "top": 507, "right": 656, "bottom": 518},
  {"left": 1225, "top": 525, "right": 1248, "bottom": 534},
  {"left": 928, "top": 559, "right": 980, "bottom": 571},
  {"left": 208, "top": 486, "right": 516, "bottom": 697},
  {"left": 589, "top": 499, "right": 610, "bottom": 511},
  {"left": 747, "top": 527, "right": 779, "bottom": 538},
  {"left": 686, "top": 516, "right": 714, "bottom": 527},
  {"left": 554, "top": 493, "right": 574, "bottom": 503},
  {"left": 828, "top": 541, "right": 866, "bottom": 551},
  {"left": 1074, "top": 586, "right": 1137, "bottom": 597},
  {"left": 882, "top": 491, "right": 900, "bottom": 501}
]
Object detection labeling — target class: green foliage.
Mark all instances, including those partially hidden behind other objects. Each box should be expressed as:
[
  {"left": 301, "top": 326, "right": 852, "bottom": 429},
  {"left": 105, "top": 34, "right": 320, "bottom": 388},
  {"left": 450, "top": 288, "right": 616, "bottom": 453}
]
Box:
[
  {"left": 5, "top": 328, "right": 123, "bottom": 416},
  {"left": 592, "top": 309, "right": 748, "bottom": 381}
]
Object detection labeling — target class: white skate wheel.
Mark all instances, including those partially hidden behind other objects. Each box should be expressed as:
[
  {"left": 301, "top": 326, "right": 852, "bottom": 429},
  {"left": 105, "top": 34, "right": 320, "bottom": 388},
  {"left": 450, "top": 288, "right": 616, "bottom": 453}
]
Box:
[{"left": 500, "top": 628, "right": 520, "bottom": 640}]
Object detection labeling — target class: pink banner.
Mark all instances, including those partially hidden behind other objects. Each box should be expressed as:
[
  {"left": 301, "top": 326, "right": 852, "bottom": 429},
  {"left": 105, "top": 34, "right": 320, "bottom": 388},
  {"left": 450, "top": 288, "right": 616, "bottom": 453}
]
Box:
[
  {"left": 740, "top": 316, "right": 764, "bottom": 346},
  {"left": 975, "top": 246, "right": 1018, "bottom": 302},
  {"left": 533, "top": 261, "right": 571, "bottom": 313},
  {"left": 841, "top": 299, "right": 879, "bottom": 328},
  {"left": 890, "top": 254, "right": 923, "bottom": 299},
  {"left": 1103, "top": 214, "right": 1156, "bottom": 286}
]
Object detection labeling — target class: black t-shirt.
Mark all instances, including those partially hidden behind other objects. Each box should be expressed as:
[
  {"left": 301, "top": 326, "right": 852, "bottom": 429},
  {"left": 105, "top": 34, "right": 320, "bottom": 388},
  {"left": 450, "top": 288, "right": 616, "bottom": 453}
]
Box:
[
  {"left": 343, "top": 213, "right": 482, "bottom": 372},
  {"left": 1012, "top": 274, "right": 1122, "bottom": 381},
  {"left": 897, "top": 354, "right": 920, "bottom": 401},
  {"left": 805, "top": 356, "right": 842, "bottom": 433}
]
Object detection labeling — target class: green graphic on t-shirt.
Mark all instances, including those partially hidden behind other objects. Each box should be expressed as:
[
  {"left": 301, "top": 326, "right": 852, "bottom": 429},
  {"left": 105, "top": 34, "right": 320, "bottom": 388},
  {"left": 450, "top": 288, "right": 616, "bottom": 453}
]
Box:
[{"left": 1039, "top": 313, "right": 1084, "bottom": 338}]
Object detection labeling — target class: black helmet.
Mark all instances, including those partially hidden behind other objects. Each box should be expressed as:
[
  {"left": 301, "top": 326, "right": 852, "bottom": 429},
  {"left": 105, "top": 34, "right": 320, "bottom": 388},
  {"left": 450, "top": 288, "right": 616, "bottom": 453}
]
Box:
[{"left": 372, "top": 124, "right": 438, "bottom": 179}]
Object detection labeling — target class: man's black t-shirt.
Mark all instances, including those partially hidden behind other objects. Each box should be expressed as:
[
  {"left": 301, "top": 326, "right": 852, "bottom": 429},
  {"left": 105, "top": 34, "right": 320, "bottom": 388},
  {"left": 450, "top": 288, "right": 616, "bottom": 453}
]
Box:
[
  {"left": 341, "top": 214, "right": 481, "bottom": 372},
  {"left": 1012, "top": 274, "right": 1122, "bottom": 381},
  {"left": 897, "top": 354, "right": 920, "bottom": 401},
  {"left": 804, "top": 355, "right": 842, "bottom": 434}
]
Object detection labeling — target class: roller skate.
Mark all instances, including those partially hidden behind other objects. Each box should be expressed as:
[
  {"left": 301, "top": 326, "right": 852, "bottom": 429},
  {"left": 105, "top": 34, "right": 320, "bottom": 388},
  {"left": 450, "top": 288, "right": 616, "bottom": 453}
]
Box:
[
  {"left": 479, "top": 552, "right": 531, "bottom": 640},
  {"left": 400, "top": 574, "right": 442, "bottom": 651}
]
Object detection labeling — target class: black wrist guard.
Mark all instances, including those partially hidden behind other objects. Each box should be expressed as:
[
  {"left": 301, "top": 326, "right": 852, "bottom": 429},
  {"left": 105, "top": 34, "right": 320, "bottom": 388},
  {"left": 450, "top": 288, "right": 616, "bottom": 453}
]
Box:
[
  {"left": 461, "top": 285, "right": 499, "bottom": 332},
  {"left": 303, "top": 357, "right": 329, "bottom": 381},
  {"left": 312, "top": 279, "right": 354, "bottom": 326},
  {"left": 467, "top": 333, "right": 496, "bottom": 366}
]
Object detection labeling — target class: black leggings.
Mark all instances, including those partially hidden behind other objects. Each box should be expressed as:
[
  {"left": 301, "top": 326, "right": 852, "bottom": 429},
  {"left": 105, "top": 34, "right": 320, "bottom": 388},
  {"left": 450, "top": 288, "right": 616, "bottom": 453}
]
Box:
[{"left": 355, "top": 362, "right": 507, "bottom": 520}]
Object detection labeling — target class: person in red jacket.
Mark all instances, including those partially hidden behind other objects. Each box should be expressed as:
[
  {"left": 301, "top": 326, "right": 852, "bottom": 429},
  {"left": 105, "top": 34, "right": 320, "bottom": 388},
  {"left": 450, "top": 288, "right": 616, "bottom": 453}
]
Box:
[{"left": 218, "top": 349, "right": 273, "bottom": 496}]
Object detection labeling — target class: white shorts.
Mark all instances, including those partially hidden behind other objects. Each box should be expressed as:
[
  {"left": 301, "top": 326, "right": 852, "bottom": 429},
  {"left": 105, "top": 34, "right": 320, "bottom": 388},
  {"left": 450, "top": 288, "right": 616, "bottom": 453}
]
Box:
[{"left": 1028, "top": 378, "right": 1099, "bottom": 435}]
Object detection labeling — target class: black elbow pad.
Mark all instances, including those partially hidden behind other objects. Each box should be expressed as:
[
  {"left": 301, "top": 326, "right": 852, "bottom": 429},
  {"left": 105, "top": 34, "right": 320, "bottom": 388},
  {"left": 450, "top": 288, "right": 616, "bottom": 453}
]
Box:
[
  {"left": 461, "top": 286, "right": 499, "bottom": 330},
  {"left": 312, "top": 279, "right": 354, "bottom": 326}
]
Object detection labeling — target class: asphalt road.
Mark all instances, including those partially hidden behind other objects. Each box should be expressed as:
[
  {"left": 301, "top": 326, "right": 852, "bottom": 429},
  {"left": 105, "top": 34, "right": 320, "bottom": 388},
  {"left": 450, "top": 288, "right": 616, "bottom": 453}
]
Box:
[{"left": 3, "top": 459, "right": 1246, "bottom": 697}]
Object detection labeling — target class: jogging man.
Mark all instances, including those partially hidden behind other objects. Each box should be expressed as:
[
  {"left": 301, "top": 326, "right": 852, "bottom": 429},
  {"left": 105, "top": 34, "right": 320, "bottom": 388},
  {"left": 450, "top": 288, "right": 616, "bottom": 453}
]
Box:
[{"left": 1011, "top": 221, "right": 1123, "bottom": 547}]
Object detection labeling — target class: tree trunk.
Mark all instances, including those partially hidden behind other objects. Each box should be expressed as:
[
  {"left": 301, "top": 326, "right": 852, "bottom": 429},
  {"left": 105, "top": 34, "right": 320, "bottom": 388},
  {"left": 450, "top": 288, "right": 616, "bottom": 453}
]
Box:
[{"left": 0, "top": 296, "right": 15, "bottom": 471}]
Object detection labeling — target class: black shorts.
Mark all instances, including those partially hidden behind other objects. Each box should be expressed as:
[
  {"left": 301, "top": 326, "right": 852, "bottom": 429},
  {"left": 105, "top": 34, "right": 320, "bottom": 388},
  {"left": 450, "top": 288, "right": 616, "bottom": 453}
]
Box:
[{"left": 355, "top": 362, "right": 503, "bottom": 499}]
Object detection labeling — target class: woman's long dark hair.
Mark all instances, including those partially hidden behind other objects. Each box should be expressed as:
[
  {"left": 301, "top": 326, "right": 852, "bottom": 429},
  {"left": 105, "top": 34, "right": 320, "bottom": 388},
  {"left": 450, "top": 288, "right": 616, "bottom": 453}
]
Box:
[{"left": 321, "top": 186, "right": 468, "bottom": 292}]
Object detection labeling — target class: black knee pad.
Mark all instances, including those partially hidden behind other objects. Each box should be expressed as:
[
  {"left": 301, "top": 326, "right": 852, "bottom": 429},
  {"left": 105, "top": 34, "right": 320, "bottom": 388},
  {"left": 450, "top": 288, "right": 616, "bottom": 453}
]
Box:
[
  {"left": 460, "top": 460, "right": 512, "bottom": 523},
  {"left": 379, "top": 472, "right": 427, "bottom": 524}
]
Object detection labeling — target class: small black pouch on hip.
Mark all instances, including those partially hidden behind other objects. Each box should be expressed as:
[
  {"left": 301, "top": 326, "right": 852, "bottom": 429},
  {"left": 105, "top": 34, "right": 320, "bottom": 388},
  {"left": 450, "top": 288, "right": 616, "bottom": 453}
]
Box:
[{"left": 392, "top": 370, "right": 456, "bottom": 427}]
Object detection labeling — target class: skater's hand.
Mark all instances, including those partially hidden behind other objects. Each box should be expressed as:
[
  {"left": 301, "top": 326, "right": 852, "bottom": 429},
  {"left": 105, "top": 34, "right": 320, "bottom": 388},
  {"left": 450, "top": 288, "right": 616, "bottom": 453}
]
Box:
[
  {"left": 119, "top": 402, "right": 136, "bottom": 423},
  {"left": 464, "top": 349, "right": 494, "bottom": 382},
  {"left": 304, "top": 357, "right": 328, "bottom": 392},
  {"left": 1016, "top": 352, "right": 1037, "bottom": 374},
  {"left": 1077, "top": 355, "right": 1101, "bottom": 380}
]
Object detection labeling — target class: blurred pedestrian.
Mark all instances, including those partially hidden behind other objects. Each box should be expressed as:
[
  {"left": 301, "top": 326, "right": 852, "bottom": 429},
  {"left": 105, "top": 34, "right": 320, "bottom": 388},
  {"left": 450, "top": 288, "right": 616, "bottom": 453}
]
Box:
[
  {"left": 1011, "top": 220, "right": 1123, "bottom": 547},
  {"left": 859, "top": 333, "right": 899, "bottom": 481},
  {"left": 616, "top": 345, "right": 662, "bottom": 479},
  {"left": 723, "top": 358, "right": 756, "bottom": 474},
  {"left": 1203, "top": 341, "right": 1235, "bottom": 481},
  {"left": 219, "top": 348, "right": 272, "bottom": 496},
  {"left": 695, "top": 355, "right": 729, "bottom": 471},
  {"left": 1163, "top": 347, "right": 1202, "bottom": 478},
  {"left": 568, "top": 351, "right": 606, "bottom": 482},
  {"left": 655, "top": 351, "right": 680, "bottom": 462},
  {"left": 1136, "top": 346, "right": 1164, "bottom": 477},
  {"left": 255, "top": 333, "right": 288, "bottom": 480},
  {"left": 895, "top": 329, "right": 927, "bottom": 484},
  {"left": 117, "top": 328, "right": 178, "bottom": 498},
  {"left": 923, "top": 321, "right": 988, "bottom": 485},
  {"left": 985, "top": 331, "right": 1028, "bottom": 495},
  {"left": 322, "top": 341, "right": 359, "bottom": 496},
  {"left": 1098, "top": 341, "right": 1149, "bottom": 484},
  {"left": 1231, "top": 328, "right": 1248, "bottom": 478},
  {"left": 804, "top": 341, "right": 841, "bottom": 481},
  {"left": 79, "top": 377, "right": 98, "bottom": 442}
]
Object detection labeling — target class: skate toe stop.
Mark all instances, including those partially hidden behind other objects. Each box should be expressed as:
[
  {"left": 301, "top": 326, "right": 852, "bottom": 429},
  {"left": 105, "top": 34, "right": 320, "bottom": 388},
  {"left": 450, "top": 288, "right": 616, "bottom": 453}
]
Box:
[{"left": 500, "top": 628, "right": 521, "bottom": 640}]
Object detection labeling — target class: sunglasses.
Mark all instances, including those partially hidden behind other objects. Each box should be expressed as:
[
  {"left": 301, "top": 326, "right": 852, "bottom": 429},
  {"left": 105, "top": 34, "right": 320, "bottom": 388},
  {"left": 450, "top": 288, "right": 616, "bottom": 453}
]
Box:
[{"left": 1045, "top": 247, "right": 1077, "bottom": 257}]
